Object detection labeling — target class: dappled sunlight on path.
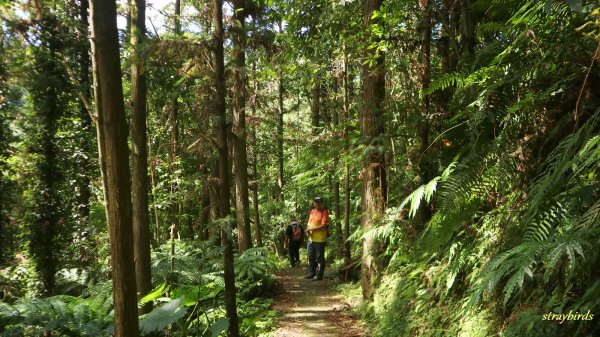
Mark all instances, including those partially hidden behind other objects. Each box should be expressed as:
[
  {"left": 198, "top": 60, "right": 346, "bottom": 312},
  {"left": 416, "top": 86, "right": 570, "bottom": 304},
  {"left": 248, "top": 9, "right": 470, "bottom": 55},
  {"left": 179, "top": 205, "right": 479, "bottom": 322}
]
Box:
[{"left": 273, "top": 266, "right": 365, "bottom": 337}]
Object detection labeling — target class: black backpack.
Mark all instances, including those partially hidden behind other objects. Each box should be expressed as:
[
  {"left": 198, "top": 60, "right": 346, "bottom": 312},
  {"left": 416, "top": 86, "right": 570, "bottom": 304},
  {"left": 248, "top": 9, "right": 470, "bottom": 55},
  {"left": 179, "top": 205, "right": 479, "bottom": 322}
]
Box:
[{"left": 292, "top": 224, "right": 302, "bottom": 241}]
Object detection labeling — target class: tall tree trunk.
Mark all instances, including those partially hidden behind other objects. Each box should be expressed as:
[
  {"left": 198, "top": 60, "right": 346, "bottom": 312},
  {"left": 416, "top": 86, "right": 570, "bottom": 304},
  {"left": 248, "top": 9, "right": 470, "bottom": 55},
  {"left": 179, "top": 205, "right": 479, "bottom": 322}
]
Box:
[
  {"left": 438, "top": 0, "right": 451, "bottom": 74},
  {"left": 343, "top": 50, "right": 352, "bottom": 266},
  {"left": 311, "top": 77, "right": 320, "bottom": 136},
  {"left": 436, "top": 0, "right": 456, "bottom": 117},
  {"left": 213, "top": 0, "right": 240, "bottom": 335},
  {"left": 90, "top": 0, "right": 140, "bottom": 335},
  {"left": 360, "top": 0, "right": 387, "bottom": 300},
  {"left": 209, "top": 159, "right": 221, "bottom": 243},
  {"left": 169, "top": 0, "right": 182, "bottom": 241},
  {"left": 250, "top": 57, "right": 262, "bottom": 247},
  {"left": 0, "top": 25, "right": 10, "bottom": 265},
  {"left": 198, "top": 188, "right": 210, "bottom": 240},
  {"left": 332, "top": 76, "right": 343, "bottom": 258},
  {"left": 77, "top": 0, "right": 92, "bottom": 223},
  {"left": 460, "top": 0, "right": 475, "bottom": 59},
  {"left": 149, "top": 140, "right": 161, "bottom": 245},
  {"left": 30, "top": 12, "right": 63, "bottom": 297},
  {"left": 250, "top": 124, "right": 262, "bottom": 247},
  {"left": 130, "top": 0, "right": 152, "bottom": 314},
  {"left": 232, "top": 0, "right": 252, "bottom": 252},
  {"left": 415, "top": 2, "right": 433, "bottom": 230},
  {"left": 276, "top": 73, "right": 285, "bottom": 201}
]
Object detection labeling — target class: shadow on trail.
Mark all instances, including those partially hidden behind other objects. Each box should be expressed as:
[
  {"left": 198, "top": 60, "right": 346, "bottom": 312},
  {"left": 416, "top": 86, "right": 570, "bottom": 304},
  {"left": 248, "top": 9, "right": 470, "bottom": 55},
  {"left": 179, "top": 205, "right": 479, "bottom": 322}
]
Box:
[{"left": 273, "top": 266, "right": 365, "bottom": 337}]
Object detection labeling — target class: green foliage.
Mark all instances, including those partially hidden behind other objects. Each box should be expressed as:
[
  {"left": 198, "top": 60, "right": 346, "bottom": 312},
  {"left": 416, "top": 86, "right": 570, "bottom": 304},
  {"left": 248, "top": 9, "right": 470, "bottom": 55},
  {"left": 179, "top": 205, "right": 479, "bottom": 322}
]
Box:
[
  {"left": 360, "top": 0, "right": 600, "bottom": 336},
  {"left": 0, "top": 283, "right": 114, "bottom": 336},
  {"left": 139, "top": 298, "right": 189, "bottom": 335}
]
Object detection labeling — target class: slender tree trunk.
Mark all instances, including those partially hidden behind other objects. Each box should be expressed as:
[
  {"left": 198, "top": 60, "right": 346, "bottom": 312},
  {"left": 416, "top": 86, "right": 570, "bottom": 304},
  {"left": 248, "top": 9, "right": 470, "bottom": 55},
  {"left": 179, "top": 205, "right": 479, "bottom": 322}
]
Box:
[
  {"left": 343, "top": 50, "right": 352, "bottom": 266},
  {"left": 436, "top": 0, "right": 455, "bottom": 117},
  {"left": 250, "top": 57, "right": 262, "bottom": 247},
  {"left": 77, "top": 0, "right": 92, "bottom": 223},
  {"left": 0, "top": 25, "right": 9, "bottom": 265},
  {"left": 30, "top": 13, "right": 63, "bottom": 297},
  {"left": 311, "top": 77, "right": 320, "bottom": 136},
  {"left": 199, "top": 188, "right": 210, "bottom": 240},
  {"left": 208, "top": 159, "right": 221, "bottom": 243},
  {"left": 276, "top": 73, "right": 285, "bottom": 201},
  {"left": 415, "top": 2, "right": 433, "bottom": 230},
  {"left": 460, "top": 0, "right": 475, "bottom": 59},
  {"left": 450, "top": 0, "right": 460, "bottom": 67},
  {"left": 90, "top": 0, "right": 139, "bottom": 335},
  {"left": 332, "top": 76, "right": 343, "bottom": 257},
  {"left": 130, "top": 0, "right": 152, "bottom": 314},
  {"left": 439, "top": 0, "right": 451, "bottom": 74},
  {"left": 250, "top": 125, "right": 262, "bottom": 247},
  {"left": 232, "top": 0, "right": 252, "bottom": 252},
  {"left": 169, "top": 0, "right": 182, "bottom": 241},
  {"left": 213, "top": 1, "right": 239, "bottom": 335},
  {"left": 360, "top": 0, "right": 387, "bottom": 300},
  {"left": 149, "top": 140, "right": 160, "bottom": 245}
]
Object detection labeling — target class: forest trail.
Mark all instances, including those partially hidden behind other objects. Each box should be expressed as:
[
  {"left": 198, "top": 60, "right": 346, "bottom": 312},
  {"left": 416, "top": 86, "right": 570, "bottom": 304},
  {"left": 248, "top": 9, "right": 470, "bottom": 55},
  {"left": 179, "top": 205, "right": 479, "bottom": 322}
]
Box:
[{"left": 273, "top": 266, "right": 365, "bottom": 337}]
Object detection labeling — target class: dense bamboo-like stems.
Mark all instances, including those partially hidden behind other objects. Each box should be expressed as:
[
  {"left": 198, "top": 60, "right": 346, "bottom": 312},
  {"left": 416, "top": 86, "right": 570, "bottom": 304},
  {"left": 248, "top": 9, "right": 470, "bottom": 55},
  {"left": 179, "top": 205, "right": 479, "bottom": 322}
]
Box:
[
  {"left": 360, "top": 0, "right": 387, "bottom": 300},
  {"left": 213, "top": 0, "right": 240, "bottom": 335},
  {"left": 130, "top": 0, "right": 152, "bottom": 314},
  {"left": 232, "top": 0, "right": 252, "bottom": 252},
  {"left": 89, "top": 0, "right": 139, "bottom": 335}
]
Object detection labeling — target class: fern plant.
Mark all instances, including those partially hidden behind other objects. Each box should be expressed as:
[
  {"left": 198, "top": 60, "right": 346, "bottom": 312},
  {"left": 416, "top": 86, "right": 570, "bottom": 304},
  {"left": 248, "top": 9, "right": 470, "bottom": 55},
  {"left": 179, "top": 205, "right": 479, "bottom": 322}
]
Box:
[{"left": 0, "top": 282, "right": 114, "bottom": 337}]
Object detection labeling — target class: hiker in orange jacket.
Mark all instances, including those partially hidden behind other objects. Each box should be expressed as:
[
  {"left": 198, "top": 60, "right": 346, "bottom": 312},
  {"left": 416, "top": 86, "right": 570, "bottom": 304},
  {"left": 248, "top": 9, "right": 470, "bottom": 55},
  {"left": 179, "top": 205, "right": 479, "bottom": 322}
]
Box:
[{"left": 305, "top": 196, "right": 329, "bottom": 280}]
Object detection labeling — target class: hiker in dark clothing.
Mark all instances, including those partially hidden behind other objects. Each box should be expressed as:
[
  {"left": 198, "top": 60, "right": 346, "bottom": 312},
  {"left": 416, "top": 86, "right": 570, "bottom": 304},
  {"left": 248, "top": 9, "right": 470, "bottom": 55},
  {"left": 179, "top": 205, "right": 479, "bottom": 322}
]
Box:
[{"left": 285, "top": 217, "right": 304, "bottom": 267}]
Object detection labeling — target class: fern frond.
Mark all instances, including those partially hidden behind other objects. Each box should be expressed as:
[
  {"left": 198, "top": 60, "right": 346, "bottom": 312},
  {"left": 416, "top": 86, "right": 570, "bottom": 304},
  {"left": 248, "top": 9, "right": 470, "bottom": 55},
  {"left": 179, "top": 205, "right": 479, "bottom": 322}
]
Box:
[
  {"left": 399, "top": 161, "right": 457, "bottom": 218},
  {"left": 423, "top": 71, "right": 467, "bottom": 96},
  {"left": 576, "top": 199, "right": 600, "bottom": 230},
  {"left": 523, "top": 202, "right": 568, "bottom": 242},
  {"left": 542, "top": 235, "right": 589, "bottom": 283}
]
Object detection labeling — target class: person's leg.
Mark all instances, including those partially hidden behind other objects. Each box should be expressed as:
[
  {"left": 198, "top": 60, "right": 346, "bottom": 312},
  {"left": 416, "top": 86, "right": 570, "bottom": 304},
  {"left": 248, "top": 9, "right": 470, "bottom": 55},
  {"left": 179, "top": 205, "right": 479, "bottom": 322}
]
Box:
[
  {"left": 315, "top": 242, "right": 326, "bottom": 280},
  {"left": 293, "top": 242, "right": 300, "bottom": 266},
  {"left": 306, "top": 241, "right": 316, "bottom": 278},
  {"left": 288, "top": 241, "right": 295, "bottom": 267},
  {"left": 290, "top": 241, "right": 300, "bottom": 266}
]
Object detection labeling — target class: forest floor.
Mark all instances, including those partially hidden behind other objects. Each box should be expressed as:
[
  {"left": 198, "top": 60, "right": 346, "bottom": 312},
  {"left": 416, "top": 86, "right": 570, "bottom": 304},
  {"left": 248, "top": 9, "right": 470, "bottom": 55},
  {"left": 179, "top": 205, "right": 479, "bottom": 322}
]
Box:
[{"left": 272, "top": 266, "right": 366, "bottom": 337}]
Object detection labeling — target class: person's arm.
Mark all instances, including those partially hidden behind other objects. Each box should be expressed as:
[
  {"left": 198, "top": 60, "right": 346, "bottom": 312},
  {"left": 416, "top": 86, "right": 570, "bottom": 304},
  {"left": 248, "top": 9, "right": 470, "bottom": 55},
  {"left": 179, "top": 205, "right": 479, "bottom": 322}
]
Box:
[
  {"left": 306, "top": 211, "right": 313, "bottom": 233},
  {"left": 284, "top": 225, "right": 290, "bottom": 247}
]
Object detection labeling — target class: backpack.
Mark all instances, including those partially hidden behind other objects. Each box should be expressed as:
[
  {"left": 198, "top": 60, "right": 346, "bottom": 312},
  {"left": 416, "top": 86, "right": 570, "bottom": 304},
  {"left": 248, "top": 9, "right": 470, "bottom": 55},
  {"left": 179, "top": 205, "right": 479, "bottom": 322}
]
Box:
[{"left": 292, "top": 224, "right": 302, "bottom": 241}]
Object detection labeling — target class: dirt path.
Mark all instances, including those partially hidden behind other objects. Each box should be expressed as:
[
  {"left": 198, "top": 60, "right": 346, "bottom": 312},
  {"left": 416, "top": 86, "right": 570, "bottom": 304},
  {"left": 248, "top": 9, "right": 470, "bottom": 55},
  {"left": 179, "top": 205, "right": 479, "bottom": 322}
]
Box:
[{"left": 273, "top": 266, "right": 365, "bottom": 337}]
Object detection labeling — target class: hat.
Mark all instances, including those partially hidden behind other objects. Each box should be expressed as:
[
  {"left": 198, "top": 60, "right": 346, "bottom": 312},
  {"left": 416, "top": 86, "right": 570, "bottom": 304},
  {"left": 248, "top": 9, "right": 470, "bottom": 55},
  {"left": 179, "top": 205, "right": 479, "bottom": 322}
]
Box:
[{"left": 314, "top": 196, "right": 322, "bottom": 202}]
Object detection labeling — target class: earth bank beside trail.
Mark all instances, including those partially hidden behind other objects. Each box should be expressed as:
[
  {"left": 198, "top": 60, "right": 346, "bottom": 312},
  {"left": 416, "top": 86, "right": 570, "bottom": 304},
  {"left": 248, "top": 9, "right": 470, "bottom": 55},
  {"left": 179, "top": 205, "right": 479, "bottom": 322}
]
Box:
[{"left": 273, "top": 266, "right": 365, "bottom": 337}]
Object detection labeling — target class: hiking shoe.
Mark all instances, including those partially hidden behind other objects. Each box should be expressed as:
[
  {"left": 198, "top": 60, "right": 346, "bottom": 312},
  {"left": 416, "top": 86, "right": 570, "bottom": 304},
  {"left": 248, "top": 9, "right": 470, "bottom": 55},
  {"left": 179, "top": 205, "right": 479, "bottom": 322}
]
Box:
[
  {"left": 304, "top": 274, "right": 315, "bottom": 279},
  {"left": 311, "top": 276, "right": 323, "bottom": 281}
]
